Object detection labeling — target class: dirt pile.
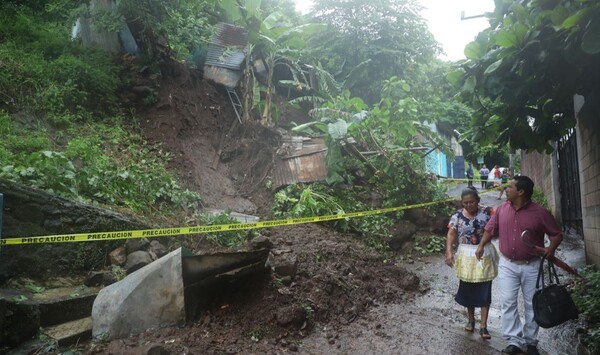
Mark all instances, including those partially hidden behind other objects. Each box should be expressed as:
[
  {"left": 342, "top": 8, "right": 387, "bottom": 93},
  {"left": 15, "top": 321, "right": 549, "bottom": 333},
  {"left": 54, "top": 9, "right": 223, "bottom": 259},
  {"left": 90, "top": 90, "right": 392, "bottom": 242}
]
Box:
[{"left": 87, "top": 224, "right": 423, "bottom": 354}]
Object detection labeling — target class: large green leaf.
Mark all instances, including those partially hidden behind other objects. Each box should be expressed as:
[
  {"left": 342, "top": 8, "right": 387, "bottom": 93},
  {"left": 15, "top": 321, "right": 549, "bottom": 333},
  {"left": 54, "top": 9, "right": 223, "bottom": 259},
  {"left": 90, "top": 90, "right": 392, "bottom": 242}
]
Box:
[
  {"left": 561, "top": 9, "right": 588, "bottom": 29},
  {"left": 291, "top": 121, "right": 327, "bottom": 133},
  {"left": 549, "top": 6, "right": 570, "bottom": 27},
  {"left": 258, "top": 34, "right": 276, "bottom": 46},
  {"left": 446, "top": 69, "right": 466, "bottom": 84},
  {"left": 581, "top": 17, "right": 600, "bottom": 54},
  {"left": 351, "top": 111, "right": 369, "bottom": 125},
  {"left": 484, "top": 59, "right": 504, "bottom": 75},
  {"left": 464, "top": 41, "right": 484, "bottom": 59},
  {"left": 514, "top": 24, "right": 529, "bottom": 44},
  {"left": 462, "top": 76, "right": 476, "bottom": 93},
  {"left": 512, "top": 3, "right": 528, "bottom": 23},
  {"left": 328, "top": 119, "right": 348, "bottom": 140},
  {"left": 496, "top": 29, "right": 519, "bottom": 48},
  {"left": 218, "top": 0, "right": 241, "bottom": 23},
  {"left": 262, "top": 12, "right": 289, "bottom": 31},
  {"left": 245, "top": 0, "right": 262, "bottom": 20}
]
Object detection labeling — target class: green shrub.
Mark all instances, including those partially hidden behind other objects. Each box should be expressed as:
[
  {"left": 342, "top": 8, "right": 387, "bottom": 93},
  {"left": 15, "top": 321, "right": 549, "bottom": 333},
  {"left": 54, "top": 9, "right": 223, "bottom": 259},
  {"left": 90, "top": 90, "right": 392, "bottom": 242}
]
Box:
[
  {"left": 0, "top": 112, "right": 52, "bottom": 155},
  {"left": 572, "top": 266, "right": 600, "bottom": 353},
  {"left": 198, "top": 211, "right": 259, "bottom": 248},
  {"left": 43, "top": 52, "right": 120, "bottom": 116},
  {"left": 272, "top": 184, "right": 344, "bottom": 219},
  {"left": 0, "top": 47, "right": 120, "bottom": 121},
  {"left": 414, "top": 235, "right": 446, "bottom": 255},
  {"left": 0, "top": 5, "right": 120, "bottom": 120},
  {"left": 0, "top": 8, "right": 66, "bottom": 54},
  {"left": 0, "top": 115, "right": 201, "bottom": 215},
  {"left": 272, "top": 183, "right": 395, "bottom": 251}
]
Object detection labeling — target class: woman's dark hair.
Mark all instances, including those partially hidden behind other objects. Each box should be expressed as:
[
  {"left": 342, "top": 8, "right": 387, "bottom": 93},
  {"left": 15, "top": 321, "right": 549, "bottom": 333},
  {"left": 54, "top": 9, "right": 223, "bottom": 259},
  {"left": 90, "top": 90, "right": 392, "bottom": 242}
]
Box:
[
  {"left": 514, "top": 175, "right": 534, "bottom": 199},
  {"left": 461, "top": 186, "right": 480, "bottom": 202}
]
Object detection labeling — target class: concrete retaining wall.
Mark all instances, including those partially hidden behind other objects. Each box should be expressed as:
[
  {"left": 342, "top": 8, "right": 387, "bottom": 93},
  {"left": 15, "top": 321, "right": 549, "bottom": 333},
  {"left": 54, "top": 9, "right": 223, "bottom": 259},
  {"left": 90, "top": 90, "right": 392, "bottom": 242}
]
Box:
[{"left": 0, "top": 179, "right": 149, "bottom": 280}]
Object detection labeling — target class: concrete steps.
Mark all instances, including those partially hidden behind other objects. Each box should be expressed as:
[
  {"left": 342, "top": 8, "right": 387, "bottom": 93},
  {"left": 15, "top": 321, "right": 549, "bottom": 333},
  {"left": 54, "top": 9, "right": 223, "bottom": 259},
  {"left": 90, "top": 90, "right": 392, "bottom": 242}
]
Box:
[
  {"left": 1, "top": 284, "right": 98, "bottom": 352},
  {"left": 42, "top": 316, "right": 93, "bottom": 346}
]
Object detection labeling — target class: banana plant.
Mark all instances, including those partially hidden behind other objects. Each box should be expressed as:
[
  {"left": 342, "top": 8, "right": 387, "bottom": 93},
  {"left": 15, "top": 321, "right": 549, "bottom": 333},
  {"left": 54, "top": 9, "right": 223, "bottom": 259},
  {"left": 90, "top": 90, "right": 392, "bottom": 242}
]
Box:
[{"left": 218, "top": 0, "right": 325, "bottom": 125}]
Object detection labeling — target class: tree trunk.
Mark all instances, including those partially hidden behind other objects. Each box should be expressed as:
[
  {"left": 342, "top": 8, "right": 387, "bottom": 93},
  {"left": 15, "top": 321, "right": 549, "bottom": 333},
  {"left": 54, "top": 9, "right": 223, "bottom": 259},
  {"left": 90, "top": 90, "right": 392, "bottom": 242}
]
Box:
[
  {"left": 242, "top": 56, "right": 253, "bottom": 122},
  {"left": 261, "top": 56, "right": 274, "bottom": 126}
]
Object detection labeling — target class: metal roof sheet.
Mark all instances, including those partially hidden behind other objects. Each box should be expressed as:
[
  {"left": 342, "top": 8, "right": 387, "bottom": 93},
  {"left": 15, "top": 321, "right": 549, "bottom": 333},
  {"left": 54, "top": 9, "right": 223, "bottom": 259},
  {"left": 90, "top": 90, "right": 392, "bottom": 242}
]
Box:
[
  {"left": 273, "top": 138, "right": 328, "bottom": 188},
  {"left": 205, "top": 23, "right": 248, "bottom": 70}
]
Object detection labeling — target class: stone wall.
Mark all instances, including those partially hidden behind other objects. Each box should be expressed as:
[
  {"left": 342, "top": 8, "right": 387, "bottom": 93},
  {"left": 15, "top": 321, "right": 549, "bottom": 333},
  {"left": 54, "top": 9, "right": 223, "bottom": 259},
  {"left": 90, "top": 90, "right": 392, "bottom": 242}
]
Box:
[
  {"left": 0, "top": 179, "right": 149, "bottom": 280},
  {"left": 575, "top": 96, "right": 600, "bottom": 266},
  {"left": 520, "top": 148, "right": 561, "bottom": 218}
]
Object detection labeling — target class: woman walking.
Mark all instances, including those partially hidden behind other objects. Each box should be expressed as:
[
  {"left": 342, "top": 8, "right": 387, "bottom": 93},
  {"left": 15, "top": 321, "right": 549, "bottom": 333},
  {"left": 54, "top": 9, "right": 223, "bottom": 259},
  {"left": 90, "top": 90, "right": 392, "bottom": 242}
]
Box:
[{"left": 445, "top": 187, "right": 497, "bottom": 339}]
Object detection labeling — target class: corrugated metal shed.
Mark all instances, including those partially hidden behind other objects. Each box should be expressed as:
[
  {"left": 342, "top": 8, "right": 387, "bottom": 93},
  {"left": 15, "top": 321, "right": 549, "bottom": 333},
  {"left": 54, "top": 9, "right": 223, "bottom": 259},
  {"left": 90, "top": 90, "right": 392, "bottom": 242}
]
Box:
[
  {"left": 273, "top": 137, "right": 328, "bottom": 189},
  {"left": 205, "top": 23, "right": 247, "bottom": 68},
  {"left": 203, "top": 23, "right": 248, "bottom": 87}
]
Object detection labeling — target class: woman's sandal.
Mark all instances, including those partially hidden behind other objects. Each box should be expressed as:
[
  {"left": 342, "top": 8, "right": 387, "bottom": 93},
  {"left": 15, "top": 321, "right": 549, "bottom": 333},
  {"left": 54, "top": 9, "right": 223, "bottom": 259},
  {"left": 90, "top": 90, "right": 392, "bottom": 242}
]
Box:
[
  {"left": 480, "top": 327, "right": 491, "bottom": 339},
  {"left": 464, "top": 321, "right": 475, "bottom": 332}
]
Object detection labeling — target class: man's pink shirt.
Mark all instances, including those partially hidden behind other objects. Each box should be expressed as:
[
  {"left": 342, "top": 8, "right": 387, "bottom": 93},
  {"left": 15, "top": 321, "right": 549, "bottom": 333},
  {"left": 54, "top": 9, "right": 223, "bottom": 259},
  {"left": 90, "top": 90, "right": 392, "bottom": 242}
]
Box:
[{"left": 484, "top": 200, "right": 562, "bottom": 261}]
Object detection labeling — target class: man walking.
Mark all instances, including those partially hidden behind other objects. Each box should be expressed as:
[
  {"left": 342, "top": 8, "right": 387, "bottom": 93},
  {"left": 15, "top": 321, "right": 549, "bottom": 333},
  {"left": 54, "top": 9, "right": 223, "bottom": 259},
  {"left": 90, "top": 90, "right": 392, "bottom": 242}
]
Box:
[
  {"left": 475, "top": 175, "right": 563, "bottom": 355},
  {"left": 479, "top": 164, "right": 489, "bottom": 189},
  {"left": 466, "top": 164, "right": 474, "bottom": 187}
]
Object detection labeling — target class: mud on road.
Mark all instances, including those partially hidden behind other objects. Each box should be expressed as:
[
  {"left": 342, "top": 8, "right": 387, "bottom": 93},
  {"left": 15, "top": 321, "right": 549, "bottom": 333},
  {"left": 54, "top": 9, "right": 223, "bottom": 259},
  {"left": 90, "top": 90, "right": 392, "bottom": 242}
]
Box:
[{"left": 86, "top": 223, "right": 423, "bottom": 354}]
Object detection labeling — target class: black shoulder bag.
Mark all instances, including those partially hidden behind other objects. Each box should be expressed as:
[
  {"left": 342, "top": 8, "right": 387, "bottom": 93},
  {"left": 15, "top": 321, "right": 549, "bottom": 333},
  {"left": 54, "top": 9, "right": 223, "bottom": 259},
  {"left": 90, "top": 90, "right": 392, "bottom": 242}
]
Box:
[{"left": 532, "top": 257, "right": 579, "bottom": 328}]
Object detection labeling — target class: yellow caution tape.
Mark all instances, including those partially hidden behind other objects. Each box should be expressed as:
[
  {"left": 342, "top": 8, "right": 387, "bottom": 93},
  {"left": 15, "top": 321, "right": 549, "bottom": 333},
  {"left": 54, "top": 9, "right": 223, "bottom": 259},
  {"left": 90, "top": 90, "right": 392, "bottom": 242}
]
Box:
[
  {"left": 439, "top": 178, "right": 509, "bottom": 190},
  {"left": 439, "top": 177, "right": 501, "bottom": 183},
  {"left": 0, "top": 197, "right": 459, "bottom": 246}
]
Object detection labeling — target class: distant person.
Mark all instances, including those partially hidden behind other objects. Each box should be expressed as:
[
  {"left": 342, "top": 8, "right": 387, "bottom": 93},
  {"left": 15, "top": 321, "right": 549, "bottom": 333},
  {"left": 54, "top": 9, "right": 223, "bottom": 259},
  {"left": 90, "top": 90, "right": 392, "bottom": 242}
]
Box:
[
  {"left": 445, "top": 187, "right": 496, "bottom": 340},
  {"left": 476, "top": 175, "right": 563, "bottom": 355},
  {"left": 466, "top": 164, "right": 474, "bottom": 187},
  {"left": 497, "top": 168, "right": 512, "bottom": 200},
  {"left": 491, "top": 165, "right": 501, "bottom": 187},
  {"left": 479, "top": 164, "right": 489, "bottom": 189}
]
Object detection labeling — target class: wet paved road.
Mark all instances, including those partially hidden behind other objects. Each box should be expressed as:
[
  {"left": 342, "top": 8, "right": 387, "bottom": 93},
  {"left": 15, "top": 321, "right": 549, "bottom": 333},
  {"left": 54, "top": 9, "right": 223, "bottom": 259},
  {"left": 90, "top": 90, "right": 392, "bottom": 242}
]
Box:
[{"left": 300, "top": 183, "right": 586, "bottom": 354}]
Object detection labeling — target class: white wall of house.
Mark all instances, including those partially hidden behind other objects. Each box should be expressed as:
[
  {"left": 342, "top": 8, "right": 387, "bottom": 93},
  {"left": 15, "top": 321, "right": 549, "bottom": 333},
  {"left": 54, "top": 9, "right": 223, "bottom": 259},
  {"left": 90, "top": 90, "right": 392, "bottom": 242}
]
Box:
[{"left": 450, "top": 136, "right": 463, "bottom": 157}]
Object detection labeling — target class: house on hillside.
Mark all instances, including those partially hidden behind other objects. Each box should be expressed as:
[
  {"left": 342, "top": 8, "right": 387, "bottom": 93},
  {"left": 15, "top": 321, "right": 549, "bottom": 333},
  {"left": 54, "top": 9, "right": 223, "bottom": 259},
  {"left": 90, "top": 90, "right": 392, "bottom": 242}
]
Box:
[
  {"left": 203, "top": 23, "right": 248, "bottom": 89},
  {"left": 423, "top": 122, "right": 465, "bottom": 179},
  {"left": 520, "top": 95, "right": 600, "bottom": 266},
  {"left": 71, "top": 0, "right": 140, "bottom": 54}
]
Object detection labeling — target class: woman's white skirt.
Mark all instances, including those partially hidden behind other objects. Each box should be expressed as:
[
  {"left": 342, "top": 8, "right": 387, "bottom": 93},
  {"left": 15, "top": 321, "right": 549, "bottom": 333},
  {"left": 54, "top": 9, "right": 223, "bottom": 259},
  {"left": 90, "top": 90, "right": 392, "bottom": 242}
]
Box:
[{"left": 454, "top": 243, "right": 499, "bottom": 283}]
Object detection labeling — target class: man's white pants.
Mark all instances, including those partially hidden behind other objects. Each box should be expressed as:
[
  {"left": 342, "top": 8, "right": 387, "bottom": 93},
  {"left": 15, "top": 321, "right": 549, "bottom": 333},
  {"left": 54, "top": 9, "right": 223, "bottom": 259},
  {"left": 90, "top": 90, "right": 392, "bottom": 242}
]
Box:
[{"left": 498, "top": 257, "right": 541, "bottom": 349}]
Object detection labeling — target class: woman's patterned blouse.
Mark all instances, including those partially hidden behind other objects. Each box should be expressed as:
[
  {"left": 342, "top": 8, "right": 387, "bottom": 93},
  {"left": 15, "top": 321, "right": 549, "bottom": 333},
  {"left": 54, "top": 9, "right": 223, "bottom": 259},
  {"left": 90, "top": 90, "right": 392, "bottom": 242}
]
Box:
[{"left": 448, "top": 206, "right": 494, "bottom": 245}]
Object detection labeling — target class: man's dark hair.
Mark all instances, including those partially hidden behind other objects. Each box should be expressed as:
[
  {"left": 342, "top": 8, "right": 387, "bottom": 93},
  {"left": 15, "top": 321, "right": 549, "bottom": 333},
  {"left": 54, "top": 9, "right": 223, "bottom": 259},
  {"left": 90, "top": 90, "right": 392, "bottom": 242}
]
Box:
[
  {"left": 461, "top": 186, "right": 480, "bottom": 202},
  {"left": 514, "top": 175, "right": 534, "bottom": 199}
]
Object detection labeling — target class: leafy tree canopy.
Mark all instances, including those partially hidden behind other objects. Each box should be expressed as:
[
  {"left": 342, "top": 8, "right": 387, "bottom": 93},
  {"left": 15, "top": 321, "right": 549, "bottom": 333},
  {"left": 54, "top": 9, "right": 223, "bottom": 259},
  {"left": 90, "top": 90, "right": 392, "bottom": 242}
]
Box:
[
  {"left": 451, "top": 0, "right": 600, "bottom": 152},
  {"left": 307, "top": 0, "right": 440, "bottom": 104}
]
